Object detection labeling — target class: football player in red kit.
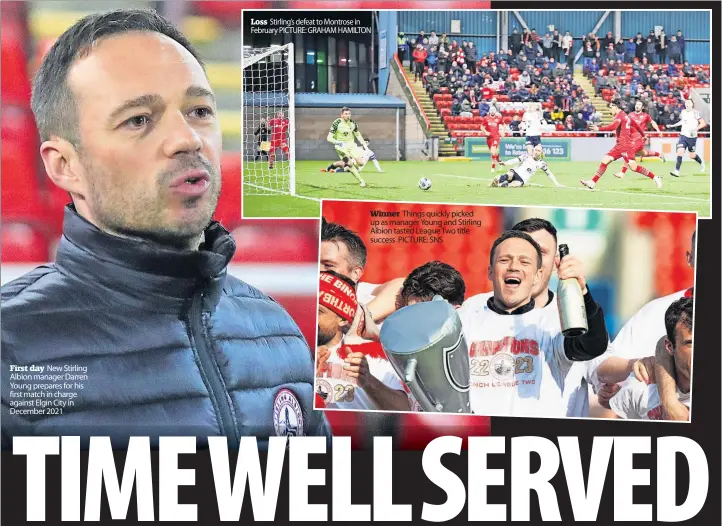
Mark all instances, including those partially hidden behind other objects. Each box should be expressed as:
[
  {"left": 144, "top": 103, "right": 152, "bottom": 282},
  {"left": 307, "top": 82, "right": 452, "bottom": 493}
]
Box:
[
  {"left": 615, "top": 100, "right": 665, "bottom": 178},
  {"left": 267, "top": 110, "right": 289, "bottom": 169},
  {"left": 480, "top": 106, "right": 505, "bottom": 172},
  {"left": 581, "top": 100, "right": 662, "bottom": 190}
]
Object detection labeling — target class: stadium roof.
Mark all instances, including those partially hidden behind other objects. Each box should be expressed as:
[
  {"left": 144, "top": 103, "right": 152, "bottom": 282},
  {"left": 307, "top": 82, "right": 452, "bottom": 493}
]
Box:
[{"left": 243, "top": 92, "right": 405, "bottom": 108}]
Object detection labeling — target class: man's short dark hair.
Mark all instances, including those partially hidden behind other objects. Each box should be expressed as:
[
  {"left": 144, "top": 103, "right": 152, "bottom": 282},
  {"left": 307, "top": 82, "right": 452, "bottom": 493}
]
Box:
[
  {"left": 321, "top": 217, "right": 367, "bottom": 269},
  {"left": 400, "top": 261, "right": 466, "bottom": 306},
  {"left": 31, "top": 9, "right": 203, "bottom": 145},
  {"left": 665, "top": 297, "right": 693, "bottom": 345},
  {"left": 511, "top": 218, "right": 558, "bottom": 243},
  {"left": 489, "top": 230, "right": 543, "bottom": 269},
  {"left": 341, "top": 106, "right": 351, "bottom": 113}
]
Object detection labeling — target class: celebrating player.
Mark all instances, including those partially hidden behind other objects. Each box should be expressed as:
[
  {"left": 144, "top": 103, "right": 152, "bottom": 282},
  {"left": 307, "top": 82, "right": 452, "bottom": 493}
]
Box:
[
  {"left": 490, "top": 144, "right": 562, "bottom": 188},
  {"left": 614, "top": 101, "right": 665, "bottom": 178},
  {"left": 326, "top": 106, "right": 369, "bottom": 188},
  {"left": 522, "top": 102, "right": 543, "bottom": 156},
  {"left": 608, "top": 297, "right": 692, "bottom": 420},
  {"left": 581, "top": 100, "right": 662, "bottom": 190},
  {"left": 480, "top": 106, "right": 505, "bottom": 172},
  {"left": 315, "top": 271, "right": 409, "bottom": 411},
  {"left": 458, "top": 230, "right": 609, "bottom": 417},
  {"left": 267, "top": 110, "right": 289, "bottom": 170},
  {"left": 666, "top": 99, "right": 707, "bottom": 177}
]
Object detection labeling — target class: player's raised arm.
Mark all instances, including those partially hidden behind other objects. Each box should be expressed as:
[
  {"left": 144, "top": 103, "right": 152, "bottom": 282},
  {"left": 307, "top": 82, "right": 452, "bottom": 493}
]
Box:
[
  {"left": 595, "top": 119, "right": 621, "bottom": 132},
  {"left": 597, "top": 356, "right": 638, "bottom": 385}
]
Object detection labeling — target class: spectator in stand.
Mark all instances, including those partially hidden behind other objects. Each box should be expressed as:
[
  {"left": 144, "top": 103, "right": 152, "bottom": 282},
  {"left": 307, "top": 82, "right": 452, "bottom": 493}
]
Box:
[
  {"left": 542, "top": 32, "right": 554, "bottom": 58},
  {"left": 626, "top": 38, "right": 637, "bottom": 63},
  {"left": 459, "top": 98, "right": 473, "bottom": 118},
  {"left": 465, "top": 41, "right": 478, "bottom": 73},
  {"left": 587, "top": 57, "right": 600, "bottom": 77},
  {"left": 657, "top": 105, "right": 672, "bottom": 126},
  {"left": 550, "top": 29, "right": 562, "bottom": 63},
  {"left": 521, "top": 28, "right": 531, "bottom": 46},
  {"left": 412, "top": 43, "right": 427, "bottom": 81},
  {"left": 415, "top": 30, "right": 427, "bottom": 47},
  {"left": 437, "top": 44, "right": 449, "bottom": 73},
  {"left": 696, "top": 68, "right": 709, "bottom": 84},
  {"left": 602, "top": 30, "right": 615, "bottom": 50},
  {"left": 518, "top": 69, "right": 531, "bottom": 88},
  {"left": 541, "top": 61, "right": 555, "bottom": 80},
  {"left": 602, "top": 43, "right": 615, "bottom": 64},
  {"left": 615, "top": 39, "right": 626, "bottom": 63},
  {"left": 573, "top": 112, "right": 588, "bottom": 131},
  {"left": 489, "top": 62, "right": 501, "bottom": 81},
  {"left": 582, "top": 98, "right": 595, "bottom": 120},
  {"left": 509, "top": 114, "right": 522, "bottom": 136},
  {"left": 562, "top": 31, "right": 574, "bottom": 66},
  {"left": 668, "top": 36, "right": 682, "bottom": 65},
  {"left": 564, "top": 115, "right": 575, "bottom": 131},
  {"left": 582, "top": 37, "right": 597, "bottom": 73},
  {"left": 594, "top": 70, "right": 608, "bottom": 96},
  {"left": 429, "top": 31, "right": 439, "bottom": 48},
  {"left": 644, "top": 35, "right": 657, "bottom": 64},
  {"left": 421, "top": 37, "right": 430, "bottom": 51},
  {"left": 523, "top": 40, "right": 538, "bottom": 62},
  {"left": 478, "top": 99, "right": 490, "bottom": 117},
  {"left": 509, "top": 28, "right": 522, "bottom": 55},
  {"left": 543, "top": 107, "right": 553, "bottom": 122},
  {"left": 449, "top": 60, "right": 463, "bottom": 79},
  {"left": 632, "top": 56, "right": 643, "bottom": 73},
  {"left": 439, "top": 32, "right": 450, "bottom": 48},
  {"left": 676, "top": 30, "right": 685, "bottom": 62},
  {"left": 590, "top": 108, "right": 602, "bottom": 124},
  {"left": 657, "top": 29, "right": 667, "bottom": 64},
  {"left": 667, "top": 59, "right": 680, "bottom": 77},
  {"left": 553, "top": 61, "right": 566, "bottom": 80},
  {"left": 635, "top": 33, "right": 646, "bottom": 61},
  {"left": 551, "top": 106, "right": 565, "bottom": 123},
  {"left": 426, "top": 71, "right": 440, "bottom": 96},
  {"left": 427, "top": 46, "right": 438, "bottom": 72}
]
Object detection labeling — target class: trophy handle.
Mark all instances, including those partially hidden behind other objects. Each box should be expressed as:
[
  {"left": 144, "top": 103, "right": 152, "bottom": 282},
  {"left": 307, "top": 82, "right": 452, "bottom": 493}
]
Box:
[{"left": 404, "top": 359, "right": 443, "bottom": 412}]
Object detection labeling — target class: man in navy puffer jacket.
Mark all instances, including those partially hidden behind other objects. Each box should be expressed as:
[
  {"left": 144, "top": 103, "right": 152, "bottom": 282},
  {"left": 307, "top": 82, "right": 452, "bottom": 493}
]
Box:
[{"left": 1, "top": 9, "right": 331, "bottom": 448}]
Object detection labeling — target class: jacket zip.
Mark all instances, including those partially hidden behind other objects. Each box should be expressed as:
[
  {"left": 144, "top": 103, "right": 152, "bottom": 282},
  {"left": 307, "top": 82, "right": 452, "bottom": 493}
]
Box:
[{"left": 189, "top": 289, "right": 240, "bottom": 448}]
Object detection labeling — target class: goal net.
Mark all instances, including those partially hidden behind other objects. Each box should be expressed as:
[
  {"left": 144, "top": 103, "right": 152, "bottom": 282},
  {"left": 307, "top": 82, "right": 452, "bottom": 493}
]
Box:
[{"left": 242, "top": 43, "right": 296, "bottom": 196}]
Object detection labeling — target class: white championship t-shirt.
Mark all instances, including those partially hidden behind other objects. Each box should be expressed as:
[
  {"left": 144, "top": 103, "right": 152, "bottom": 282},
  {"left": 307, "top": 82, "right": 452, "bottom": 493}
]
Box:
[
  {"left": 610, "top": 374, "right": 691, "bottom": 420},
  {"left": 356, "top": 282, "right": 380, "bottom": 305},
  {"left": 679, "top": 109, "right": 702, "bottom": 138},
  {"left": 465, "top": 291, "right": 605, "bottom": 418},
  {"left": 459, "top": 292, "right": 576, "bottom": 417},
  {"left": 316, "top": 338, "right": 407, "bottom": 411},
  {"left": 609, "top": 289, "right": 688, "bottom": 360}
]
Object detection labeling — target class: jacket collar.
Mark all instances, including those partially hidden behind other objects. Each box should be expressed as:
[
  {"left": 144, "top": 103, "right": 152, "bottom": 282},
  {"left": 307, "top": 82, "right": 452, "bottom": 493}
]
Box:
[{"left": 55, "top": 205, "right": 236, "bottom": 310}]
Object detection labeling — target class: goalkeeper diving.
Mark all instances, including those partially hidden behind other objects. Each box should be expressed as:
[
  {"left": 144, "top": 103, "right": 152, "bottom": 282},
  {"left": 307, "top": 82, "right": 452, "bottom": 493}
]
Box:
[
  {"left": 326, "top": 107, "right": 382, "bottom": 187},
  {"left": 490, "top": 144, "right": 563, "bottom": 188}
]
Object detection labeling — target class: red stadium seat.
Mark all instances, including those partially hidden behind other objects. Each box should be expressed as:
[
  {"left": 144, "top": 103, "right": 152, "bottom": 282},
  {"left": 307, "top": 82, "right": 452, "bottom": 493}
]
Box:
[{"left": 1, "top": 222, "right": 49, "bottom": 262}]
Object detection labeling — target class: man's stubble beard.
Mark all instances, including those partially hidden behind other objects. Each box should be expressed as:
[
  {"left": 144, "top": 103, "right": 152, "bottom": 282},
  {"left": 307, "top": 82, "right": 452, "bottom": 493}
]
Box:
[{"left": 80, "top": 151, "right": 221, "bottom": 250}]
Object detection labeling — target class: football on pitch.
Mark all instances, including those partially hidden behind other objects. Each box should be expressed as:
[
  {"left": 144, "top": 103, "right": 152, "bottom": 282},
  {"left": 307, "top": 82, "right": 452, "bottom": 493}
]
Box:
[{"left": 419, "top": 177, "right": 432, "bottom": 191}]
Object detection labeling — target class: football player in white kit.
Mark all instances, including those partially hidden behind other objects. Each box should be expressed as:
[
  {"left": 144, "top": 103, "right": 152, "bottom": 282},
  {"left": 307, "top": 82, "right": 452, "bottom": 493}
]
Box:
[
  {"left": 609, "top": 297, "right": 692, "bottom": 420},
  {"left": 667, "top": 99, "right": 707, "bottom": 177},
  {"left": 490, "top": 144, "right": 562, "bottom": 188},
  {"left": 593, "top": 230, "right": 695, "bottom": 419},
  {"left": 315, "top": 271, "right": 409, "bottom": 411},
  {"left": 458, "top": 230, "right": 609, "bottom": 417},
  {"left": 522, "top": 102, "right": 544, "bottom": 156}
]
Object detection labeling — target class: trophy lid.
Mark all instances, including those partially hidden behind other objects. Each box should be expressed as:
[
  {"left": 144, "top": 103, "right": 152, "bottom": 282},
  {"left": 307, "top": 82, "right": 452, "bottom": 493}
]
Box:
[{"left": 380, "top": 296, "right": 461, "bottom": 356}]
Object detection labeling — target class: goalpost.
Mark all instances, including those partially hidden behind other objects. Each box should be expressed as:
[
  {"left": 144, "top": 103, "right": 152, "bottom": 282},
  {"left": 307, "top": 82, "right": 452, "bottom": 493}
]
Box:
[{"left": 242, "top": 43, "right": 296, "bottom": 196}]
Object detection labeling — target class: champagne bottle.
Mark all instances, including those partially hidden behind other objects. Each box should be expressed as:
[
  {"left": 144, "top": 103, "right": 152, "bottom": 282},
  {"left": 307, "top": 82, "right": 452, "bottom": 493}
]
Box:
[{"left": 557, "top": 244, "right": 588, "bottom": 337}]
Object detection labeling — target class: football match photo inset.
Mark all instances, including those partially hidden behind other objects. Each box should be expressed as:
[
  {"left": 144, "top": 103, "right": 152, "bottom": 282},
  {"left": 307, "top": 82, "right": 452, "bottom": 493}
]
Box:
[{"left": 241, "top": 9, "right": 712, "bottom": 218}]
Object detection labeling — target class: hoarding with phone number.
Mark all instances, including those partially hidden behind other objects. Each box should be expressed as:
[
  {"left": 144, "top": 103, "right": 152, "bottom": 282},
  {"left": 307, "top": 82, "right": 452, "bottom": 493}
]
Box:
[{"left": 465, "top": 137, "right": 571, "bottom": 161}]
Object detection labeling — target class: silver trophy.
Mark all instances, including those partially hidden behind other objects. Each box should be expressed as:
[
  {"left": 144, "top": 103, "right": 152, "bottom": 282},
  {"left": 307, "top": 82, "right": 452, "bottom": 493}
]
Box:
[{"left": 380, "top": 296, "right": 471, "bottom": 413}]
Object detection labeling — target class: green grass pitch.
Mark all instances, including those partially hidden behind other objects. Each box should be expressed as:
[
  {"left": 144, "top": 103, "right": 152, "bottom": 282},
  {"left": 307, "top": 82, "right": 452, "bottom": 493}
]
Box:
[{"left": 242, "top": 160, "right": 710, "bottom": 218}]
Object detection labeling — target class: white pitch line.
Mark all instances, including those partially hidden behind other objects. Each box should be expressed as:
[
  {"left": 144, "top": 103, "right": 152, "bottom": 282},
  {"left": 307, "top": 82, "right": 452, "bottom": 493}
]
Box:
[{"left": 430, "top": 173, "right": 709, "bottom": 203}]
